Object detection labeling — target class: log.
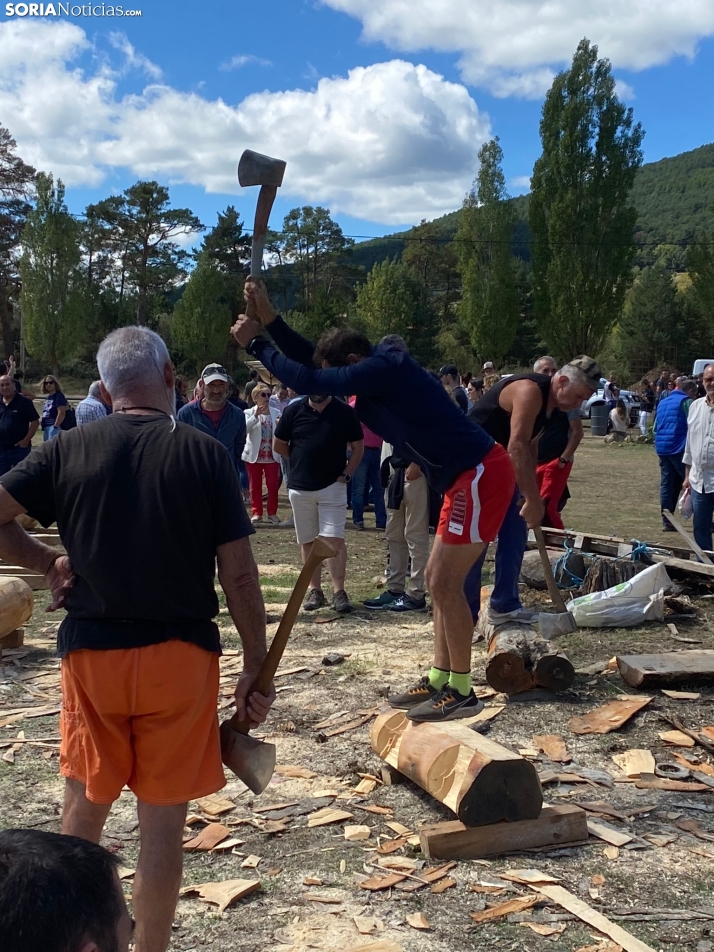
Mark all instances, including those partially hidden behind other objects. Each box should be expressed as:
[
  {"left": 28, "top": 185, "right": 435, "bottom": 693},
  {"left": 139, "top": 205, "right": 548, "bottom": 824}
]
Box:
[
  {"left": 419, "top": 804, "right": 588, "bottom": 859},
  {"left": 0, "top": 579, "right": 33, "bottom": 639},
  {"left": 0, "top": 629, "right": 24, "bottom": 649},
  {"left": 618, "top": 651, "right": 714, "bottom": 688},
  {"left": 370, "top": 709, "right": 543, "bottom": 827},
  {"left": 484, "top": 622, "right": 575, "bottom": 694}
]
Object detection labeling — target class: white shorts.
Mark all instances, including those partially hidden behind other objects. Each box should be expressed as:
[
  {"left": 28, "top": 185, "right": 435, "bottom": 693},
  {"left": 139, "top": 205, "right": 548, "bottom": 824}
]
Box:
[{"left": 289, "top": 482, "right": 348, "bottom": 545}]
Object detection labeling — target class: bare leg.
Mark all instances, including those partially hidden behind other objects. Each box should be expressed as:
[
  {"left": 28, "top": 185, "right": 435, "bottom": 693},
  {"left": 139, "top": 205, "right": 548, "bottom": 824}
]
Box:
[
  {"left": 61, "top": 777, "right": 112, "bottom": 843},
  {"left": 425, "top": 536, "right": 487, "bottom": 674},
  {"left": 133, "top": 801, "right": 188, "bottom": 952},
  {"left": 323, "top": 536, "right": 347, "bottom": 592},
  {"left": 300, "top": 541, "right": 322, "bottom": 590}
]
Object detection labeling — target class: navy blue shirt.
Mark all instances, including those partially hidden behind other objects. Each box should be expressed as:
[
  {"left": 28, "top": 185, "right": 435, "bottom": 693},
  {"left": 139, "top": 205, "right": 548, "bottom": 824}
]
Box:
[
  {"left": 0, "top": 394, "right": 39, "bottom": 450},
  {"left": 41, "top": 391, "right": 68, "bottom": 428},
  {"left": 246, "top": 318, "right": 494, "bottom": 494}
]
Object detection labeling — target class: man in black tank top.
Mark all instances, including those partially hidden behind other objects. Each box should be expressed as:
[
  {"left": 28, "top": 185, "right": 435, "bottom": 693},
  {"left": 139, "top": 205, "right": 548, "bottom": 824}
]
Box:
[{"left": 465, "top": 356, "right": 600, "bottom": 628}]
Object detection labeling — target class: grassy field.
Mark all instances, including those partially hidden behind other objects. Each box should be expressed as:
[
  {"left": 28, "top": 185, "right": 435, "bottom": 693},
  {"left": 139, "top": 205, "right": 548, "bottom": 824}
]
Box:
[{"left": 4, "top": 431, "right": 714, "bottom": 952}]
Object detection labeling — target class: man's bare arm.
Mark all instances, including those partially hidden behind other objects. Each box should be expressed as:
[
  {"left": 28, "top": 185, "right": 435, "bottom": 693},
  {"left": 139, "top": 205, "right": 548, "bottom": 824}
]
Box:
[
  {"left": 344, "top": 439, "right": 364, "bottom": 477},
  {"left": 217, "top": 536, "right": 274, "bottom": 726},
  {"left": 562, "top": 417, "right": 584, "bottom": 461},
  {"left": 500, "top": 380, "right": 545, "bottom": 527}
]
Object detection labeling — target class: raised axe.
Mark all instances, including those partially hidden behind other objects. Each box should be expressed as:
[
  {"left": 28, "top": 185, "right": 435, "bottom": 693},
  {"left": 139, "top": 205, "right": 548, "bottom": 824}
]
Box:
[
  {"left": 220, "top": 536, "right": 335, "bottom": 795},
  {"left": 238, "top": 149, "right": 286, "bottom": 318}
]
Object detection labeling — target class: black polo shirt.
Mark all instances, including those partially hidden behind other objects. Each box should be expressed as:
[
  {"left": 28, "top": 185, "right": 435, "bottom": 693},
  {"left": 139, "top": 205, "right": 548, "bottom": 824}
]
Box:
[
  {"left": 275, "top": 396, "right": 363, "bottom": 491},
  {"left": 0, "top": 394, "right": 39, "bottom": 450}
]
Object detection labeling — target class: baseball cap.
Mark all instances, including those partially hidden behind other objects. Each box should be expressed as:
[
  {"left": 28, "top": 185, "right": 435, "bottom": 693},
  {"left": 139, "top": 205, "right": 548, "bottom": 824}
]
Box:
[
  {"left": 438, "top": 364, "right": 458, "bottom": 378},
  {"left": 566, "top": 355, "right": 601, "bottom": 391},
  {"left": 482, "top": 361, "right": 495, "bottom": 371},
  {"left": 201, "top": 363, "right": 230, "bottom": 384}
]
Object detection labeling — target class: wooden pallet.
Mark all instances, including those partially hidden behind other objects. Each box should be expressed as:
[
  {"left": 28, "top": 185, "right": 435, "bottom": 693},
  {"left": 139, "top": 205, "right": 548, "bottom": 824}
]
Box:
[{"left": 527, "top": 526, "right": 712, "bottom": 563}]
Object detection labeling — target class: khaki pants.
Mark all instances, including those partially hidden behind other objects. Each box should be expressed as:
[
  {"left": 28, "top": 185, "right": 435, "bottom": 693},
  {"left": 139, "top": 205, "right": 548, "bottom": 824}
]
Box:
[{"left": 384, "top": 475, "right": 430, "bottom": 600}]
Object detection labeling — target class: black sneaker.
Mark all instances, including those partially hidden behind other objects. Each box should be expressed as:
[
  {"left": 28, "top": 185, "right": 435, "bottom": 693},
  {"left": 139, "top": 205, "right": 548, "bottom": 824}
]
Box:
[
  {"left": 332, "top": 589, "right": 353, "bottom": 614},
  {"left": 353, "top": 521, "right": 365, "bottom": 530},
  {"left": 388, "top": 675, "right": 439, "bottom": 709},
  {"left": 406, "top": 686, "right": 484, "bottom": 722},
  {"left": 363, "top": 590, "right": 400, "bottom": 610},
  {"left": 388, "top": 594, "right": 427, "bottom": 613},
  {"left": 303, "top": 588, "right": 326, "bottom": 611}
]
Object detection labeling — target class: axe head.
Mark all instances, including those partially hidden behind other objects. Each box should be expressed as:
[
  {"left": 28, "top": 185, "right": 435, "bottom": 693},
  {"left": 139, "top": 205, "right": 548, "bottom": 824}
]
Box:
[
  {"left": 220, "top": 719, "right": 276, "bottom": 794},
  {"left": 238, "top": 150, "right": 286, "bottom": 188}
]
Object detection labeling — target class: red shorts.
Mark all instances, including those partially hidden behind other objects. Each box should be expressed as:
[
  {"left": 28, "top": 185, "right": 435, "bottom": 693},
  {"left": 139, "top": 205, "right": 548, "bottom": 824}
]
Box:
[{"left": 437, "top": 444, "right": 515, "bottom": 545}]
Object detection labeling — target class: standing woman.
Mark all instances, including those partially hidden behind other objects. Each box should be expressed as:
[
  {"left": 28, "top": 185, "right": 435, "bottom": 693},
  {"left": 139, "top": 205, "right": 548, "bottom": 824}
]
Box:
[
  {"left": 242, "top": 384, "right": 282, "bottom": 524},
  {"left": 40, "top": 375, "right": 67, "bottom": 440}
]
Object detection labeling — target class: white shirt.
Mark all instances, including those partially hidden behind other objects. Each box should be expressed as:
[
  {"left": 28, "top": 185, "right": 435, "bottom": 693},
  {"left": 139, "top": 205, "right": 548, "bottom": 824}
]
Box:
[
  {"left": 683, "top": 396, "right": 714, "bottom": 493},
  {"left": 609, "top": 408, "right": 627, "bottom": 434}
]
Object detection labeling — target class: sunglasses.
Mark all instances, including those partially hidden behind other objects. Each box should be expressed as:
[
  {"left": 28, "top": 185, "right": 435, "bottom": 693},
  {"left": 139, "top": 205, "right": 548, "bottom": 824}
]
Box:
[
  {"left": 44, "top": 380, "right": 54, "bottom": 385},
  {"left": 258, "top": 391, "right": 271, "bottom": 397}
]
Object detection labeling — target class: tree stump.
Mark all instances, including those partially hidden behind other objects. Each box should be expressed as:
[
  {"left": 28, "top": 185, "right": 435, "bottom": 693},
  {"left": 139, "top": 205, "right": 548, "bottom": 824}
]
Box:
[
  {"left": 370, "top": 709, "right": 543, "bottom": 826},
  {"left": 484, "top": 622, "right": 575, "bottom": 694}
]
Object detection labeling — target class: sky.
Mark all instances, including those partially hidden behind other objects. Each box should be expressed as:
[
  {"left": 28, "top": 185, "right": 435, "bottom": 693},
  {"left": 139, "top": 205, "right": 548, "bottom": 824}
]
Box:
[{"left": 1, "top": 0, "right": 714, "bottom": 244}]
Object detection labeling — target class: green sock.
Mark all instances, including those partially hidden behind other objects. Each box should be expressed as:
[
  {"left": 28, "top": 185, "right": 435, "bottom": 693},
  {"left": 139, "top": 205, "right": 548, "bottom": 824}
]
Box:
[
  {"left": 448, "top": 671, "right": 472, "bottom": 696},
  {"left": 428, "top": 667, "right": 449, "bottom": 689}
]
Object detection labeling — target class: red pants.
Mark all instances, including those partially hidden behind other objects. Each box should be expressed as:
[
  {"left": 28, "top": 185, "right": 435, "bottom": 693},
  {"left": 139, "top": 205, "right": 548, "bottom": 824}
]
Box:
[
  {"left": 245, "top": 461, "right": 280, "bottom": 517},
  {"left": 536, "top": 458, "right": 572, "bottom": 530}
]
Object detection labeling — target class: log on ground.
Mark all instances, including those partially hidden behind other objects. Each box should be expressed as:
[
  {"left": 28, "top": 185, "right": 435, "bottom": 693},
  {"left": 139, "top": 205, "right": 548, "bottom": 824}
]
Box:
[
  {"left": 484, "top": 622, "right": 575, "bottom": 694},
  {"left": 370, "top": 709, "right": 543, "bottom": 827},
  {"left": 618, "top": 651, "right": 714, "bottom": 688}
]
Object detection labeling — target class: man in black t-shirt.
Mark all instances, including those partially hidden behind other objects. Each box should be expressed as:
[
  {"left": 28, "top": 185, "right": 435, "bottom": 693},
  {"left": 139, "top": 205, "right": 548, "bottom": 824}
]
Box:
[
  {"left": 0, "top": 326, "right": 273, "bottom": 952},
  {"left": 274, "top": 394, "right": 364, "bottom": 613},
  {"left": 0, "top": 375, "right": 39, "bottom": 476}
]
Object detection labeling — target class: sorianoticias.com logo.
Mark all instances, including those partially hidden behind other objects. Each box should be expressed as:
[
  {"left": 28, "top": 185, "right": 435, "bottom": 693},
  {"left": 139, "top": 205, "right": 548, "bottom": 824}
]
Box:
[{"left": 5, "top": 3, "right": 142, "bottom": 14}]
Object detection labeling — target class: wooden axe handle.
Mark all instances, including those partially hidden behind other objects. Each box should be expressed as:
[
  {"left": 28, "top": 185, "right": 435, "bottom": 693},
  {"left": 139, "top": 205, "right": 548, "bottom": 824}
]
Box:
[
  {"left": 533, "top": 526, "right": 569, "bottom": 613},
  {"left": 226, "top": 537, "right": 336, "bottom": 734},
  {"left": 245, "top": 184, "right": 278, "bottom": 320}
]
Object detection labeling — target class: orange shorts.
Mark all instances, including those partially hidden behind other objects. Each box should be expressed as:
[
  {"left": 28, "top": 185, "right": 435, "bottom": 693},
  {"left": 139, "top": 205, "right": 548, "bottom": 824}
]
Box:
[
  {"left": 60, "top": 640, "right": 225, "bottom": 805},
  {"left": 437, "top": 444, "right": 515, "bottom": 545}
]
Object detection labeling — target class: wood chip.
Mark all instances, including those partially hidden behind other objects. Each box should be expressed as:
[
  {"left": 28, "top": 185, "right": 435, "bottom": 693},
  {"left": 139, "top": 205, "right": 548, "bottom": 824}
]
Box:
[
  {"left": 470, "top": 895, "right": 539, "bottom": 923},
  {"left": 195, "top": 795, "right": 235, "bottom": 817},
  {"left": 659, "top": 730, "right": 696, "bottom": 748},
  {"left": 358, "top": 871, "right": 407, "bottom": 891},
  {"left": 345, "top": 941, "right": 403, "bottom": 952},
  {"left": 303, "top": 877, "right": 323, "bottom": 886},
  {"left": 275, "top": 765, "right": 318, "bottom": 780},
  {"left": 569, "top": 696, "right": 652, "bottom": 735},
  {"left": 354, "top": 778, "right": 377, "bottom": 795},
  {"left": 307, "top": 894, "right": 343, "bottom": 904},
  {"left": 635, "top": 773, "right": 710, "bottom": 792},
  {"left": 240, "top": 855, "right": 261, "bottom": 868},
  {"left": 179, "top": 878, "right": 260, "bottom": 913},
  {"left": 604, "top": 846, "right": 620, "bottom": 859},
  {"left": 430, "top": 877, "right": 457, "bottom": 893},
  {"left": 612, "top": 749, "right": 656, "bottom": 778},
  {"left": 663, "top": 690, "right": 701, "bottom": 700},
  {"left": 575, "top": 945, "right": 623, "bottom": 952},
  {"left": 672, "top": 752, "right": 714, "bottom": 777},
  {"left": 353, "top": 916, "right": 380, "bottom": 935},
  {"left": 501, "top": 868, "right": 560, "bottom": 885},
  {"left": 182, "top": 823, "right": 231, "bottom": 851},
  {"left": 358, "top": 804, "right": 393, "bottom": 816},
  {"left": 535, "top": 883, "right": 657, "bottom": 952},
  {"left": 344, "top": 825, "right": 371, "bottom": 841},
  {"left": 586, "top": 820, "right": 633, "bottom": 847},
  {"left": 376, "top": 836, "right": 408, "bottom": 854},
  {"left": 385, "top": 821, "right": 412, "bottom": 836},
  {"left": 308, "top": 808, "right": 353, "bottom": 828},
  {"left": 533, "top": 734, "right": 570, "bottom": 763},
  {"left": 522, "top": 922, "right": 567, "bottom": 937},
  {"left": 406, "top": 913, "right": 430, "bottom": 930}
]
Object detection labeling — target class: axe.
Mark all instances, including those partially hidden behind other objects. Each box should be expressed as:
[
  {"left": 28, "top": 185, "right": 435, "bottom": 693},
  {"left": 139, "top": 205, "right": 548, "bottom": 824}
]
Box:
[
  {"left": 220, "top": 537, "right": 335, "bottom": 794},
  {"left": 238, "top": 149, "right": 286, "bottom": 318}
]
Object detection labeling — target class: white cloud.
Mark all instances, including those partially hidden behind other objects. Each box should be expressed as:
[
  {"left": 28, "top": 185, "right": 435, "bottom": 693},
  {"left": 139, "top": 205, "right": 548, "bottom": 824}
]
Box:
[
  {"left": 0, "top": 21, "right": 491, "bottom": 224},
  {"left": 615, "top": 78, "right": 636, "bottom": 100},
  {"left": 108, "top": 31, "right": 163, "bottom": 80},
  {"left": 220, "top": 53, "right": 272, "bottom": 71},
  {"left": 321, "top": 0, "right": 714, "bottom": 97},
  {"left": 510, "top": 175, "right": 532, "bottom": 190}
]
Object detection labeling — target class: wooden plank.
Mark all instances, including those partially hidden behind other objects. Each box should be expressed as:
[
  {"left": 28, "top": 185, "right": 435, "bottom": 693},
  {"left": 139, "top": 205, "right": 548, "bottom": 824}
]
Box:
[
  {"left": 651, "top": 554, "right": 714, "bottom": 578},
  {"left": 419, "top": 804, "right": 587, "bottom": 860},
  {"left": 663, "top": 510, "right": 714, "bottom": 565},
  {"left": 531, "top": 526, "right": 711, "bottom": 563},
  {"left": 618, "top": 651, "right": 714, "bottom": 688}
]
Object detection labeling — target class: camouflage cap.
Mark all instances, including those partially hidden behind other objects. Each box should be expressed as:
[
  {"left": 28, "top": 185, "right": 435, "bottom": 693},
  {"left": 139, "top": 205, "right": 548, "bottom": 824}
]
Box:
[{"left": 566, "top": 355, "right": 601, "bottom": 391}]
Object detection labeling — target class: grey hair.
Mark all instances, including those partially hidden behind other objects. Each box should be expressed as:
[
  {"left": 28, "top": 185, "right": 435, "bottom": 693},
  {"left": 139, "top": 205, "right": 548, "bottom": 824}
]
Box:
[
  {"left": 88, "top": 380, "right": 102, "bottom": 399},
  {"left": 379, "top": 334, "right": 409, "bottom": 352},
  {"left": 97, "top": 326, "right": 171, "bottom": 397},
  {"left": 558, "top": 363, "right": 596, "bottom": 390},
  {"left": 681, "top": 378, "right": 699, "bottom": 395},
  {"left": 534, "top": 355, "right": 557, "bottom": 373}
]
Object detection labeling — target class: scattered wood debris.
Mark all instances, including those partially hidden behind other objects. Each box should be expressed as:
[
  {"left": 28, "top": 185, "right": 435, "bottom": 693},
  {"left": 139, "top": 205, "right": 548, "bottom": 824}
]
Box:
[
  {"left": 612, "top": 749, "right": 656, "bottom": 778},
  {"left": 533, "top": 733, "right": 570, "bottom": 762},
  {"left": 569, "top": 696, "right": 652, "bottom": 735},
  {"left": 182, "top": 823, "right": 230, "bottom": 851},
  {"left": 179, "top": 878, "right": 260, "bottom": 913},
  {"left": 470, "top": 895, "right": 539, "bottom": 924}
]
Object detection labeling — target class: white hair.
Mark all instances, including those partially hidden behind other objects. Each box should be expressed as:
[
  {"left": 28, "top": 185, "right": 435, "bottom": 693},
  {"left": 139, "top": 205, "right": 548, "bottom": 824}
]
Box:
[
  {"left": 534, "top": 355, "right": 557, "bottom": 373},
  {"left": 558, "top": 363, "right": 594, "bottom": 389},
  {"left": 88, "top": 380, "right": 103, "bottom": 399},
  {"left": 97, "top": 326, "right": 171, "bottom": 397}
]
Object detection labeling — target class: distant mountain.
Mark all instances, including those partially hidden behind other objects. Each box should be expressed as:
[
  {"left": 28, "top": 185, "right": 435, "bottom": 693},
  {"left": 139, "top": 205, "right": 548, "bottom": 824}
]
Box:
[{"left": 351, "top": 143, "right": 714, "bottom": 273}]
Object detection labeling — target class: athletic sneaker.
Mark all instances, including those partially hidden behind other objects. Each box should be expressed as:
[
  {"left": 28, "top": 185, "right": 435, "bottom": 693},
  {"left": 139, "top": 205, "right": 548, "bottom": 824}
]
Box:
[
  {"left": 250, "top": 514, "right": 263, "bottom": 525},
  {"left": 407, "top": 687, "right": 484, "bottom": 722},
  {"left": 388, "top": 675, "right": 439, "bottom": 709},
  {"left": 303, "top": 588, "right": 326, "bottom": 611},
  {"left": 363, "top": 590, "right": 401, "bottom": 610},
  {"left": 388, "top": 594, "right": 427, "bottom": 613},
  {"left": 353, "top": 521, "right": 365, "bottom": 530},
  {"left": 332, "top": 589, "right": 353, "bottom": 614},
  {"left": 267, "top": 515, "right": 280, "bottom": 525}
]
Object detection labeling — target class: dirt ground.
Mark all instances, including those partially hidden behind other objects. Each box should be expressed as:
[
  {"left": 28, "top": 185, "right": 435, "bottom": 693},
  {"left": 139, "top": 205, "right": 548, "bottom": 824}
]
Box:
[{"left": 3, "top": 431, "right": 714, "bottom": 952}]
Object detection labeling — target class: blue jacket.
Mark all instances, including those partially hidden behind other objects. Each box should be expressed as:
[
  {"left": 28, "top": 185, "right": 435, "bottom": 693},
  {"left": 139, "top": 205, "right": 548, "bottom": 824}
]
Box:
[
  {"left": 176, "top": 400, "right": 246, "bottom": 471},
  {"left": 654, "top": 389, "right": 689, "bottom": 456},
  {"left": 246, "top": 318, "right": 494, "bottom": 493}
]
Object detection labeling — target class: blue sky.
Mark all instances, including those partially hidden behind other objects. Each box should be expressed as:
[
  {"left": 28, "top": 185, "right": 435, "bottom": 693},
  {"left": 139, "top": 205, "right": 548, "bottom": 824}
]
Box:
[{"left": 1, "top": 0, "right": 714, "bottom": 244}]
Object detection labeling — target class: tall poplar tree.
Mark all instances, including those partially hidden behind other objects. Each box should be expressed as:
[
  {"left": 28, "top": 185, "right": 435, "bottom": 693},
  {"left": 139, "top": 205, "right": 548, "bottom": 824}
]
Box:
[
  {"left": 0, "top": 126, "right": 35, "bottom": 357},
  {"left": 456, "top": 138, "right": 519, "bottom": 364},
  {"left": 530, "top": 39, "right": 644, "bottom": 358}
]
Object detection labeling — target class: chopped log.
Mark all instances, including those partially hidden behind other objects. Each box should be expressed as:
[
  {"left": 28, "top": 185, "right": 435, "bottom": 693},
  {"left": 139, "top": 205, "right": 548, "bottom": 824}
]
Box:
[
  {"left": 618, "top": 651, "right": 714, "bottom": 688},
  {"left": 0, "top": 629, "right": 24, "bottom": 649},
  {"left": 370, "top": 709, "right": 543, "bottom": 827},
  {"left": 484, "top": 622, "right": 574, "bottom": 695},
  {"left": 0, "top": 579, "right": 33, "bottom": 640},
  {"left": 419, "top": 804, "right": 587, "bottom": 859}
]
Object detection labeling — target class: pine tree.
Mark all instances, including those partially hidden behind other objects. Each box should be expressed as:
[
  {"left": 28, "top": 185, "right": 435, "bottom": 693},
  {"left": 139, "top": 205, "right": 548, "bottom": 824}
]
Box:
[
  {"left": 619, "top": 265, "right": 682, "bottom": 367},
  {"left": 530, "top": 38, "right": 644, "bottom": 358},
  {"left": 0, "top": 126, "right": 35, "bottom": 357},
  {"left": 455, "top": 138, "right": 519, "bottom": 364}
]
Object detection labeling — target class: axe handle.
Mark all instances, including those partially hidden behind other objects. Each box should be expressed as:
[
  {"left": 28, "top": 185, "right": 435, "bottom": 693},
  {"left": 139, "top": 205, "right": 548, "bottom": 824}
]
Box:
[
  {"left": 533, "top": 526, "right": 569, "bottom": 613},
  {"left": 245, "top": 184, "right": 277, "bottom": 320},
  {"left": 226, "top": 537, "right": 336, "bottom": 735}
]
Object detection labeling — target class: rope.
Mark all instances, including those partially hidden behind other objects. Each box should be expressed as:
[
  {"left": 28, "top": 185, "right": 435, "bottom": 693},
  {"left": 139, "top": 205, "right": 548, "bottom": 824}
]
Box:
[
  {"left": 630, "top": 541, "right": 651, "bottom": 562},
  {"left": 553, "top": 537, "right": 584, "bottom": 588}
]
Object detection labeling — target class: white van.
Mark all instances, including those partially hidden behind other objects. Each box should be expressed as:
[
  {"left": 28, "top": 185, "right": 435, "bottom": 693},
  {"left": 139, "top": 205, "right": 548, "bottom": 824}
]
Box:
[{"left": 692, "top": 359, "right": 714, "bottom": 376}]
